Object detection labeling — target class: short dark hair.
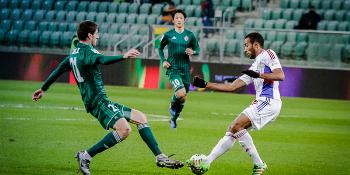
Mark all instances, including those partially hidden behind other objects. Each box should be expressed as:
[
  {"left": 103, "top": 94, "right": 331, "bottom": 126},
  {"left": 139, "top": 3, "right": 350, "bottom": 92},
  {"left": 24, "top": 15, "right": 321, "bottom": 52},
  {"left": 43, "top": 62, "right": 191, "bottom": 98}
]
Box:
[
  {"left": 171, "top": 9, "right": 187, "bottom": 19},
  {"left": 245, "top": 32, "right": 264, "bottom": 47},
  {"left": 77, "top": 20, "right": 98, "bottom": 41}
]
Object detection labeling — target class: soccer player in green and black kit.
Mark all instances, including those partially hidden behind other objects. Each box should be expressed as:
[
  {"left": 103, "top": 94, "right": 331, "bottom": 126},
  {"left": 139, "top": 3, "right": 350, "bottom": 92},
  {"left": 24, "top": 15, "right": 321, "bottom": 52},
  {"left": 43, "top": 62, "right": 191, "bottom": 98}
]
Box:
[
  {"left": 32, "top": 21, "right": 183, "bottom": 175},
  {"left": 158, "top": 9, "right": 200, "bottom": 128}
]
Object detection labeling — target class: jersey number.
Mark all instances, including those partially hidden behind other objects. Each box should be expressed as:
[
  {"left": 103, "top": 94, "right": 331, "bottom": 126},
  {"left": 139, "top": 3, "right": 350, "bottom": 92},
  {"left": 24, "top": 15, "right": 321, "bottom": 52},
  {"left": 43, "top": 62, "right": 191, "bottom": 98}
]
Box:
[
  {"left": 108, "top": 104, "right": 119, "bottom": 112},
  {"left": 171, "top": 79, "right": 181, "bottom": 89},
  {"left": 70, "top": 57, "right": 84, "bottom": 83}
]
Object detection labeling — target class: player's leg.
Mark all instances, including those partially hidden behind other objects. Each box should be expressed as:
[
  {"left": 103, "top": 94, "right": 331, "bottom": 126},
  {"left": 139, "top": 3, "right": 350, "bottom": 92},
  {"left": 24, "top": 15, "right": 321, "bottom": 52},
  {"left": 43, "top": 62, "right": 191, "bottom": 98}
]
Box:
[
  {"left": 228, "top": 113, "right": 265, "bottom": 167},
  {"left": 76, "top": 100, "right": 131, "bottom": 175},
  {"left": 204, "top": 114, "right": 252, "bottom": 167},
  {"left": 239, "top": 97, "right": 281, "bottom": 174},
  {"left": 168, "top": 74, "right": 187, "bottom": 128},
  {"left": 128, "top": 108, "right": 184, "bottom": 169}
]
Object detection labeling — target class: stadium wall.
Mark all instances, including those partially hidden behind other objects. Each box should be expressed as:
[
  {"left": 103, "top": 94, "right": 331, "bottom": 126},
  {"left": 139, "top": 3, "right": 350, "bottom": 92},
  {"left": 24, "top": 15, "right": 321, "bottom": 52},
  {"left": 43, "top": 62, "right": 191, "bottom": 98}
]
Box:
[{"left": 0, "top": 52, "right": 349, "bottom": 100}]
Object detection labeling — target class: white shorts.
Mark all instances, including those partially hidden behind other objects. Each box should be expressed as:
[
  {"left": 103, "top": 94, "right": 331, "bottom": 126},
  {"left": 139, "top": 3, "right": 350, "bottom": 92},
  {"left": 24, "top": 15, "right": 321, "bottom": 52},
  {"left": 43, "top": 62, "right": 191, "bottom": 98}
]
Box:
[{"left": 242, "top": 97, "right": 282, "bottom": 130}]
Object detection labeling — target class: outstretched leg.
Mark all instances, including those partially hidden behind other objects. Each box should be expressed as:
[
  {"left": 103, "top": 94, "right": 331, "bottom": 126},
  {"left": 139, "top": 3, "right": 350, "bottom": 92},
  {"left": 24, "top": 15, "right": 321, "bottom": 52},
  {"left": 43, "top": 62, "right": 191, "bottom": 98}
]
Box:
[
  {"left": 130, "top": 109, "right": 184, "bottom": 169},
  {"left": 193, "top": 113, "right": 266, "bottom": 174},
  {"left": 76, "top": 118, "right": 131, "bottom": 175}
]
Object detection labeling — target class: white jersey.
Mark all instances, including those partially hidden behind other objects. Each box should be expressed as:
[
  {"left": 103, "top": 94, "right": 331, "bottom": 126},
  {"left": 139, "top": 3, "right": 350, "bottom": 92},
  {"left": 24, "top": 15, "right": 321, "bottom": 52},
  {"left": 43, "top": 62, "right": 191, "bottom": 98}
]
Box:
[{"left": 239, "top": 49, "right": 282, "bottom": 100}]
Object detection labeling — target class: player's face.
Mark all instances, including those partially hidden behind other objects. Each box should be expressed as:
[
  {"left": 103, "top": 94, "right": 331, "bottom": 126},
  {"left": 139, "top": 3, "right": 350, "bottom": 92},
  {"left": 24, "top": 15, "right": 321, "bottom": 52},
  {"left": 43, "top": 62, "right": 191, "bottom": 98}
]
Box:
[
  {"left": 244, "top": 38, "right": 255, "bottom": 59},
  {"left": 173, "top": 13, "right": 185, "bottom": 28},
  {"left": 90, "top": 29, "right": 99, "bottom": 46}
]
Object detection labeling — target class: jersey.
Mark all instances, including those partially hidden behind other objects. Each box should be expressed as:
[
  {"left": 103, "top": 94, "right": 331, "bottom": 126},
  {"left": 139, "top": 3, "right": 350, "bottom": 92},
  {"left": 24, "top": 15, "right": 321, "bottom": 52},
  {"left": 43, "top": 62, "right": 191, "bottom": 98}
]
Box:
[
  {"left": 239, "top": 49, "right": 282, "bottom": 100},
  {"left": 41, "top": 42, "right": 124, "bottom": 112},
  {"left": 158, "top": 28, "right": 200, "bottom": 76}
]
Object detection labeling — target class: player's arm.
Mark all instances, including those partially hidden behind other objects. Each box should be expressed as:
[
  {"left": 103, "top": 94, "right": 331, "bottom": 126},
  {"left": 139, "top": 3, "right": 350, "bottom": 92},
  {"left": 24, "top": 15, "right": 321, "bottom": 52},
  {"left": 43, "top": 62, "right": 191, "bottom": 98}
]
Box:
[
  {"left": 89, "top": 49, "right": 140, "bottom": 65},
  {"left": 193, "top": 76, "right": 246, "bottom": 92},
  {"left": 158, "top": 34, "right": 170, "bottom": 68},
  {"left": 158, "top": 34, "right": 169, "bottom": 63},
  {"left": 33, "top": 57, "right": 71, "bottom": 101},
  {"left": 260, "top": 68, "right": 285, "bottom": 81},
  {"left": 185, "top": 33, "right": 200, "bottom": 56},
  {"left": 242, "top": 68, "right": 284, "bottom": 81}
]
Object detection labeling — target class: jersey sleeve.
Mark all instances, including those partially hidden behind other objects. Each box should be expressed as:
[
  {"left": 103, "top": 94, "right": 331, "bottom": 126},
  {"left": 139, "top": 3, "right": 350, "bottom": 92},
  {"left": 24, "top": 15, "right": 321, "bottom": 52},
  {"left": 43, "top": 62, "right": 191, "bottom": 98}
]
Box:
[
  {"left": 158, "top": 33, "right": 169, "bottom": 63},
  {"left": 41, "top": 56, "right": 71, "bottom": 91},
  {"left": 264, "top": 49, "right": 282, "bottom": 70},
  {"left": 86, "top": 48, "right": 124, "bottom": 65},
  {"left": 190, "top": 32, "right": 200, "bottom": 55},
  {"left": 239, "top": 74, "right": 253, "bottom": 85},
  {"left": 239, "top": 65, "right": 254, "bottom": 85}
]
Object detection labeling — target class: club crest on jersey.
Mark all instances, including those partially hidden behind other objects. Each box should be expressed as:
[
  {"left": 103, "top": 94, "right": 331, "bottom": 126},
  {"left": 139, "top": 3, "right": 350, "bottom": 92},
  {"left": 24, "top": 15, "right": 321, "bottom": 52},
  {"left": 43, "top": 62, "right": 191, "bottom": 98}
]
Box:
[{"left": 184, "top": 36, "right": 189, "bottom": 41}]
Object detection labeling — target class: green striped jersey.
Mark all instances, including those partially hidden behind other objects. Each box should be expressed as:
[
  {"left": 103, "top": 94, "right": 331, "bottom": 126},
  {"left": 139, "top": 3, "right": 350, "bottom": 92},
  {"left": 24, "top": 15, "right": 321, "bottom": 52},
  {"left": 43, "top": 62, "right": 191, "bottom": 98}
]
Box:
[
  {"left": 158, "top": 28, "right": 200, "bottom": 73},
  {"left": 41, "top": 42, "right": 124, "bottom": 112}
]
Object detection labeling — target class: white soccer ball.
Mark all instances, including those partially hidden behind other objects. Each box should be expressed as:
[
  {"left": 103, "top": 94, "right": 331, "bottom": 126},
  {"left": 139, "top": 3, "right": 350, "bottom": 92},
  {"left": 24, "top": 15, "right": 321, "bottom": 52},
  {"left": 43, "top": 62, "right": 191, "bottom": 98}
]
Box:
[{"left": 189, "top": 154, "right": 207, "bottom": 175}]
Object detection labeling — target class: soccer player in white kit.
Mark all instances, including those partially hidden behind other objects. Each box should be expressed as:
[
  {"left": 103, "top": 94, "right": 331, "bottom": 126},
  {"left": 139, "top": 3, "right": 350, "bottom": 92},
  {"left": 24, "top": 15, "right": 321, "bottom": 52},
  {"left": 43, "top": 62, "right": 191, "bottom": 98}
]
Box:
[{"left": 190, "top": 32, "right": 285, "bottom": 175}]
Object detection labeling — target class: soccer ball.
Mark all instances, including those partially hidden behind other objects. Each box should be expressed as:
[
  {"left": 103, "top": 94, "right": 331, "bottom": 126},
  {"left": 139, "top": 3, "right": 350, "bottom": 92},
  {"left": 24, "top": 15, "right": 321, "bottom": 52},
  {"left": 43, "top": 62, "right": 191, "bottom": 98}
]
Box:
[{"left": 188, "top": 154, "right": 207, "bottom": 175}]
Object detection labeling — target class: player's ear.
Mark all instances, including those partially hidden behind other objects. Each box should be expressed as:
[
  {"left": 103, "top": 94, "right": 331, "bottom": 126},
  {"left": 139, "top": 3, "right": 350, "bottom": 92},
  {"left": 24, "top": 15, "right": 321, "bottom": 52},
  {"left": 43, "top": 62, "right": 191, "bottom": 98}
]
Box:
[{"left": 253, "top": 41, "right": 259, "bottom": 48}]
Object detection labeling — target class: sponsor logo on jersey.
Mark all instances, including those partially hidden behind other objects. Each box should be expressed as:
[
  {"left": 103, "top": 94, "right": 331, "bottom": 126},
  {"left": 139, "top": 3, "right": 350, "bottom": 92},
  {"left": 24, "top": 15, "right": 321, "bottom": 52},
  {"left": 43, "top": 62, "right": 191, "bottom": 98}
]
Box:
[
  {"left": 171, "top": 36, "right": 176, "bottom": 40},
  {"left": 184, "top": 36, "right": 189, "bottom": 41}
]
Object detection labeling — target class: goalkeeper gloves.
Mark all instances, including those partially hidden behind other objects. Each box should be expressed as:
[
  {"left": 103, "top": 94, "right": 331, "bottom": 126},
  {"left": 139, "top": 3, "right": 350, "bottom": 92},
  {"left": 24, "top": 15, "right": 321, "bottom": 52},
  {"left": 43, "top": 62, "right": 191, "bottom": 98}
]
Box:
[
  {"left": 193, "top": 76, "right": 207, "bottom": 88},
  {"left": 242, "top": 70, "right": 260, "bottom": 78}
]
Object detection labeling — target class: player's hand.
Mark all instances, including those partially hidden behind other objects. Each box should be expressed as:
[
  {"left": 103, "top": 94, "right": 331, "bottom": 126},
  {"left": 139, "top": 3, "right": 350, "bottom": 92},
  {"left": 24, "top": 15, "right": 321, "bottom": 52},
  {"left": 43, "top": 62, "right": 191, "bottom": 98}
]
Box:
[
  {"left": 242, "top": 70, "right": 260, "bottom": 78},
  {"left": 32, "top": 89, "right": 44, "bottom": 101},
  {"left": 163, "top": 60, "right": 171, "bottom": 68},
  {"left": 185, "top": 48, "right": 194, "bottom": 56},
  {"left": 123, "top": 49, "right": 140, "bottom": 59},
  {"left": 193, "top": 76, "right": 207, "bottom": 88}
]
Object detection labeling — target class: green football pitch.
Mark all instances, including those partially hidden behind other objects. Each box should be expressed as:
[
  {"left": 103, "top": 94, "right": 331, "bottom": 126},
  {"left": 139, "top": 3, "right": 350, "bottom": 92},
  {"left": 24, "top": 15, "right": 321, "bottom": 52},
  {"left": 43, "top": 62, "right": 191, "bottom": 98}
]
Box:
[{"left": 0, "top": 80, "right": 349, "bottom": 175}]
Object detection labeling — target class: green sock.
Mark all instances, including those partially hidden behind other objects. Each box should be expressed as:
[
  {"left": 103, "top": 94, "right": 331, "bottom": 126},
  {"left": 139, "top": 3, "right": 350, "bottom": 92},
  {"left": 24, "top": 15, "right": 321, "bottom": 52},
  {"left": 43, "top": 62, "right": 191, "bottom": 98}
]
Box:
[
  {"left": 175, "top": 103, "right": 184, "bottom": 117},
  {"left": 138, "top": 123, "right": 161, "bottom": 156},
  {"left": 87, "top": 131, "right": 122, "bottom": 157}
]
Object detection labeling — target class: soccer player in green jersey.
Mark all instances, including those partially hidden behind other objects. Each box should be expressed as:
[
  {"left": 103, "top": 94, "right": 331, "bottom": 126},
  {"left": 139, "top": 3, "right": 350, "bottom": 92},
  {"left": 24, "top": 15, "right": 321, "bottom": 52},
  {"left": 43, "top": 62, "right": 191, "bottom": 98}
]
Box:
[
  {"left": 158, "top": 9, "right": 200, "bottom": 128},
  {"left": 32, "top": 21, "right": 183, "bottom": 175}
]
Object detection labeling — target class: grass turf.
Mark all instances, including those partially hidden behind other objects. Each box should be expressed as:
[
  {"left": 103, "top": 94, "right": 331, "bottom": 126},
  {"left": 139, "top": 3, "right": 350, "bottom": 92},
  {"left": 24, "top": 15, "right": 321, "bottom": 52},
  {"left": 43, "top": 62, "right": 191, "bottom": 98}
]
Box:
[{"left": 0, "top": 80, "right": 349, "bottom": 175}]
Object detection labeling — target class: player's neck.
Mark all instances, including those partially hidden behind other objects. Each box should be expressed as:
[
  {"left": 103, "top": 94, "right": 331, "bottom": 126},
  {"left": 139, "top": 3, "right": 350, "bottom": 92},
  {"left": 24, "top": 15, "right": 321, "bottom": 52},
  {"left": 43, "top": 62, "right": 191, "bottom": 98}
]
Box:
[
  {"left": 256, "top": 48, "right": 263, "bottom": 56},
  {"left": 175, "top": 27, "right": 184, "bottom": 34},
  {"left": 80, "top": 40, "right": 92, "bottom": 46}
]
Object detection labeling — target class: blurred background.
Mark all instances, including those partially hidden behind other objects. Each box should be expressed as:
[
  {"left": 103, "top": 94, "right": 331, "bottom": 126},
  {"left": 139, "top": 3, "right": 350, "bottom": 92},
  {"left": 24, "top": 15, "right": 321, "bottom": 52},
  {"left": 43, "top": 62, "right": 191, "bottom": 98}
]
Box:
[{"left": 0, "top": 0, "right": 349, "bottom": 100}]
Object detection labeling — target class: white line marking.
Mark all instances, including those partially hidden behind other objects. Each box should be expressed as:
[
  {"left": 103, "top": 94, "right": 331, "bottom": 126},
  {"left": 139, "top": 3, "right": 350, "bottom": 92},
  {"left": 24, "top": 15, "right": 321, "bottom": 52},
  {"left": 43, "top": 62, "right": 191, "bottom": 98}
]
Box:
[{"left": 0, "top": 104, "right": 182, "bottom": 122}]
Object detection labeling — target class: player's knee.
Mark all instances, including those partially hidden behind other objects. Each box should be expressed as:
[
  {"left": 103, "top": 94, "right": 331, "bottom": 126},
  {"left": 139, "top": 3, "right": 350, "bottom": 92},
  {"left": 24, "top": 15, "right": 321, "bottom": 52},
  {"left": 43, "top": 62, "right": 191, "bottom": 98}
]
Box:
[
  {"left": 179, "top": 95, "right": 187, "bottom": 103},
  {"left": 176, "top": 91, "right": 187, "bottom": 102},
  {"left": 138, "top": 111, "right": 148, "bottom": 124},
  {"left": 228, "top": 123, "right": 244, "bottom": 134},
  {"left": 117, "top": 126, "right": 132, "bottom": 139},
  {"left": 133, "top": 109, "right": 148, "bottom": 124}
]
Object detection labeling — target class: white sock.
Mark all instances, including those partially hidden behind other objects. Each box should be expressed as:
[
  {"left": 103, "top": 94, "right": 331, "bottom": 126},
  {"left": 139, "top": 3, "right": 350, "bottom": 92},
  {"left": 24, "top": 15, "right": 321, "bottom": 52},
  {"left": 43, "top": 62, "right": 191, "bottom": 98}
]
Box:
[
  {"left": 83, "top": 151, "right": 92, "bottom": 161},
  {"left": 234, "top": 129, "right": 263, "bottom": 165},
  {"left": 206, "top": 132, "right": 235, "bottom": 165}
]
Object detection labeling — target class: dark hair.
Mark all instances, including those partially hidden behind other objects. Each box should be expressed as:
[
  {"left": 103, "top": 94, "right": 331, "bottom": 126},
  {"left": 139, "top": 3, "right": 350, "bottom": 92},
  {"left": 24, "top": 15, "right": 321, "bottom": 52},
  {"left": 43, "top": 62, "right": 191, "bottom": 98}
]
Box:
[
  {"left": 171, "top": 9, "right": 187, "bottom": 19},
  {"left": 245, "top": 32, "right": 264, "bottom": 47},
  {"left": 77, "top": 20, "right": 98, "bottom": 41}
]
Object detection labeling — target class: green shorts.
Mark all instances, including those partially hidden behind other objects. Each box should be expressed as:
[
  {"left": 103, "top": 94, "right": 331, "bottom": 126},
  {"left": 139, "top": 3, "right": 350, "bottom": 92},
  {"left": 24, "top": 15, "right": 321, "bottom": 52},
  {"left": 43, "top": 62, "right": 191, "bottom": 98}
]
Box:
[
  {"left": 91, "top": 98, "right": 131, "bottom": 130},
  {"left": 168, "top": 73, "right": 190, "bottom": 93}
]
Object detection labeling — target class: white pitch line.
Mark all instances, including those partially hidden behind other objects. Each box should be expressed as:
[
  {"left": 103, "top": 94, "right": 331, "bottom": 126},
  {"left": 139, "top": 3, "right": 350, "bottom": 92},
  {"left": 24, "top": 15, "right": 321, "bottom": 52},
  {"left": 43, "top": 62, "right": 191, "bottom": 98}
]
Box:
[{"left": 0, "top": 104, "right": 182, "bottom": 122}]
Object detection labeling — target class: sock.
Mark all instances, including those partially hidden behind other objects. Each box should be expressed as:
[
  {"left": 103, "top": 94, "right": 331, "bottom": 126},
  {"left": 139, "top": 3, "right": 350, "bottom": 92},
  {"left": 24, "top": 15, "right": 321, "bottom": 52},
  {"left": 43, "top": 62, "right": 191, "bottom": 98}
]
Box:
[
  {"left": 206, "top": 132, "right": 236, "bottom": 165},
  {"left": 234, "top": 129, "right": 264, "bottom": 165},
  {"left": 87, "top": 131, "right": 122, "bottom": 157},
  {"left": 170, "top": 94, "right": 185, "bottom": 118},
  {"left": 82, "top": 151, "right": 92, "bottom": 161},
  {"left": 138, "top": 123, "right": 162, "bottom": 156}
]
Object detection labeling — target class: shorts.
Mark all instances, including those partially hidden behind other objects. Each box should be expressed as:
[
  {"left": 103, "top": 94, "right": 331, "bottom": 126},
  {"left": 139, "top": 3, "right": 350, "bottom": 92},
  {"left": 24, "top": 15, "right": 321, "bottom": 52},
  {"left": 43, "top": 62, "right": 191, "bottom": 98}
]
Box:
[
  {"left": 168, "top": 73, "right": 190, "bottom": 93},
  {"left": 91, "top": 98, "right": 132, "bottom": 130},
  {"left": 242, "top": 97, "right": 282, "bottom": 130}
]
